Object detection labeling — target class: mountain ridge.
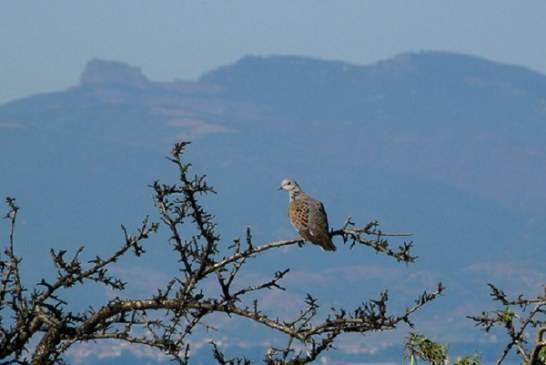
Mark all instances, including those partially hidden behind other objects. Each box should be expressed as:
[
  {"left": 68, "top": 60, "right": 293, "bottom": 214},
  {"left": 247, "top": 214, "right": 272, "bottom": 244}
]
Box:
[{"left": 1, "top": 51, "right": 545, "bottom": 364}]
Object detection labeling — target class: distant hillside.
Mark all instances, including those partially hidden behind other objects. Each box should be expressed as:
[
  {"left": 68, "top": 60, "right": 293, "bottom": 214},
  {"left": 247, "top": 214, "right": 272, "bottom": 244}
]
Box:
[
  {"left": 5, "top": 52, "right": 546, "bottom": 216},
  {"left": 201, "top": 53, "right": 546, "bottom": 129},
  {"left": 1, "top": 51, "right": 545, "bottom": 364}
]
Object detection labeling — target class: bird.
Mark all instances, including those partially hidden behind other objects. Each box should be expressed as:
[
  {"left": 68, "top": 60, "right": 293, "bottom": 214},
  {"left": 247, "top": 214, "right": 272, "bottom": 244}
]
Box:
[{"left": 278, "top": 179, "right": 336, "bottom": 252}]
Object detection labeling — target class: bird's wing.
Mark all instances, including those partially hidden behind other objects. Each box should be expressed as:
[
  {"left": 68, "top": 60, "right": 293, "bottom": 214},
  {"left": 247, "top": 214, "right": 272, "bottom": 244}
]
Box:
[
  {"left": 306, "top": 197, "right": 336, "bottom": 251},
  {"left": 307, "top": 199, "right": 329, "bottom": 237}
]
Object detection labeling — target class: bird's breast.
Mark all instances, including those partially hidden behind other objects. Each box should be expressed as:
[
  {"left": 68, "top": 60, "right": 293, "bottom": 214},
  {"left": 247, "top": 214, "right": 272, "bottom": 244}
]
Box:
[{"left": 288, "top": 200, "right": 309, "bottom": 230}]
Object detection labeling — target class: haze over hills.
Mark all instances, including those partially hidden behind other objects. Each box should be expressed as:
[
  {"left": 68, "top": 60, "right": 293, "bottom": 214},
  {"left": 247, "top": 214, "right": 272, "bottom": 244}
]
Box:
[{"left": 1, "top": 51, "right": 545, "bottom": 364}]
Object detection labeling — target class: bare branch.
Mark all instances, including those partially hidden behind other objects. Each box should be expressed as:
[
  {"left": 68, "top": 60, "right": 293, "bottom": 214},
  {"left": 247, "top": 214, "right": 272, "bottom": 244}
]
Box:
[
  {"left": 468, "top": 284, "right": 546, "bottom": 365},
  {"left": 332, "top": 218, "right": 417, "bottom": 263}
]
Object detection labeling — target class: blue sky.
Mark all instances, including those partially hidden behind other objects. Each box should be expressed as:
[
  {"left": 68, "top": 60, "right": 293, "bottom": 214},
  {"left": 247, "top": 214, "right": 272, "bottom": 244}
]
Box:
[{"left": 2, "top": 1, "right": 546, "bottom": 105}]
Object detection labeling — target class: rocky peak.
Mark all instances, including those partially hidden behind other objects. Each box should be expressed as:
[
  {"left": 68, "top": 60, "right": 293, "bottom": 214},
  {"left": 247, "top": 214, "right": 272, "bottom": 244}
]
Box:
[{"left": 80, "top": 59, "right": 150, "bottom": 88}]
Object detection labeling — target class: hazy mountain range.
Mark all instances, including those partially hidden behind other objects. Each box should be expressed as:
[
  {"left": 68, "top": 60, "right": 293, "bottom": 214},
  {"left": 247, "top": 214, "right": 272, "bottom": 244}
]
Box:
[{"left": 1, "top": 51, "right": 545, "bottom": 364}]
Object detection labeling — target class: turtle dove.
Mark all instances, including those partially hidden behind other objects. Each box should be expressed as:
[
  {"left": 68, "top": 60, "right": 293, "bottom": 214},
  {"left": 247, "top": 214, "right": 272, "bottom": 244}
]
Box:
[{"left": 279, "top": 179, "right": 336, "bottom": 252}]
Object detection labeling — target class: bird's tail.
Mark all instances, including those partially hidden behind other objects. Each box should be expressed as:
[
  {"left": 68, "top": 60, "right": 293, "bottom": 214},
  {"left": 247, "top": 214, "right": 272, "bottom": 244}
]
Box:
[{"left": 320, "top": 236, "right": 336, "bottom": 252}]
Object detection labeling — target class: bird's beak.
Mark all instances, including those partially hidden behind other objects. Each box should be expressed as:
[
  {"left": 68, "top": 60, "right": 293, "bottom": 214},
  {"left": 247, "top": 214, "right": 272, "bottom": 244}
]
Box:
[{"left": 278, "top": 185, "right": 283, "bottom": 191}]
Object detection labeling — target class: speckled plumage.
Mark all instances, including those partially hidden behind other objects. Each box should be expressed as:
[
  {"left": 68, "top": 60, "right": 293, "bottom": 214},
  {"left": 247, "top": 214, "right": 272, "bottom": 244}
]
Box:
[{"left": 279, "top": 179, "right": 336, "bottom": 252}]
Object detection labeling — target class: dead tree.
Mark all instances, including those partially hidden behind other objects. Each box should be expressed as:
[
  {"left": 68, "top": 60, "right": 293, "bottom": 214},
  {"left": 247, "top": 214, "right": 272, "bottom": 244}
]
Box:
[{"left": 0, "top": 142, "right": 443, "bottom": 364}]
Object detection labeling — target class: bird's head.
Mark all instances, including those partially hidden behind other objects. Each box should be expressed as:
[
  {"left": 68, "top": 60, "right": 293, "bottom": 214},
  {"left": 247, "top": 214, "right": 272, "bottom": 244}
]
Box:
[{"left": 278, "top": 178, "right": 301, "bottom": 192}]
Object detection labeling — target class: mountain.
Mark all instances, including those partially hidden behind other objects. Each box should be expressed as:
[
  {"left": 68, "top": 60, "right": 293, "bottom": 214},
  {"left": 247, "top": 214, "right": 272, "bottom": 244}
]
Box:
[{"left": 1, "top": 52, "right": 545, "bottom": 364}]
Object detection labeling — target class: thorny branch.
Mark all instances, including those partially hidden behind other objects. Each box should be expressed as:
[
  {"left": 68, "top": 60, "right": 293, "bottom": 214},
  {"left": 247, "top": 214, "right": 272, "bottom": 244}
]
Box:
[
  {"left": 468, "top": 283, "right": 546, "bottom": 365},
  {"left": 0, "top": 142, "right": 441, "bottom": 365},
  {"left": 333, "top": 217, "right": 416, "bottom": 263}
]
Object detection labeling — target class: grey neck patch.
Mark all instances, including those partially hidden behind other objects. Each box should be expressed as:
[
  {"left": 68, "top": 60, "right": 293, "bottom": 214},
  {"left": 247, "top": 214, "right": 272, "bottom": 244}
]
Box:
[{"left": 289, "top": 189, "right": 301, "bottom": 201}]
